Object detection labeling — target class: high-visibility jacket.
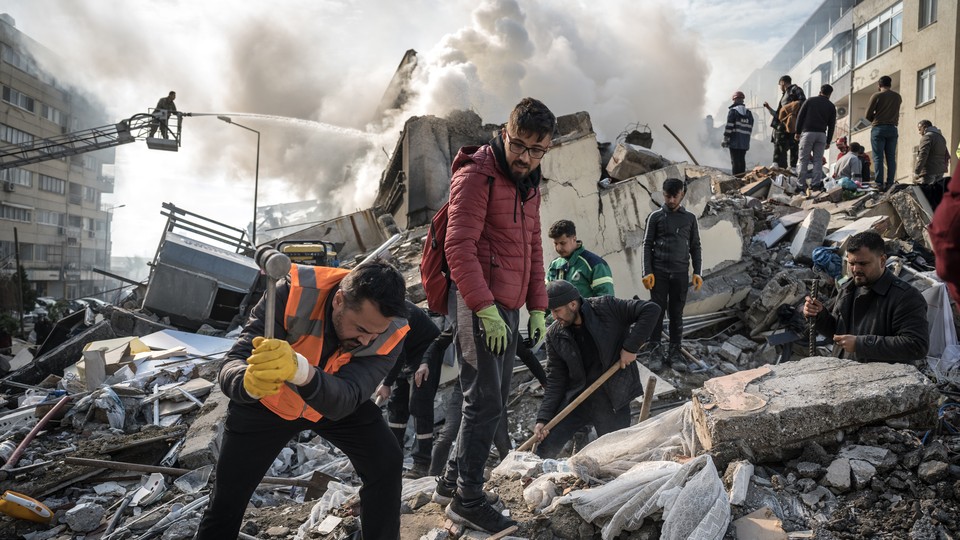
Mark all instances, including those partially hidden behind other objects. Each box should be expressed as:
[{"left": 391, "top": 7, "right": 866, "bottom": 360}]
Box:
[{"left": 260, "top": 264, "right": 410, "bottom": 421}]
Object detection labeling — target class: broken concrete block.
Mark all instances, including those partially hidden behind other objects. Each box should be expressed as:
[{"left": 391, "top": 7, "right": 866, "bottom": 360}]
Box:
[
  {"left": 727, "top": 334, "right": 757, "bottom": 352},
  {"left": 711, "top": 175, "right": 741, "bottom": 195},
  {"left": 889, "top": 190, "right": 933, "bottom": 249},
  {"left": 691, "top": 357, "right": 938, "bottom": 463},
  {"left": 917, "top": 461, "right": 949, "bottom": 484},
  {"left": 8, "top": 320, "right": 116, "bottom": 386},
  {"left": 814, "top": 187, "right": 844, "bottom": 204},
  {"left": 795, "top": 462, "right": 823, "bottom": 479},
  {"left": 758, "top": 223, "right": 788, "bottom": 248},
  {"left": 745, "top": 269, "right": 813, "bottom": 337},
  {"left": 823, "top": 458, "right": 851, "bottom": 492},
  {"left": 64, "top": 502, "right": 105, "bottom": 533},
  {"left": 724, "top": 460, "right": 754, "bottom": 506},
  {"left": 740, "top": 178, "right": 770, "bottom": 198},
  {"left": 849, "top": 459, "right": 876, "bottom": 489},
  {"left": 778, "top": 210, "right": 811, "bottom": 228},
  {"left": 719, "top": 342, "right": 742, "bottom": 363},
  {"left": 837, "top": 445, "right": 897, "bottom": 471},
  {"left": 605, "top": 143, "right": 665, "bottom": 180},
  {"left": 824, "top": 215, "right": 889, "bottom": 245},
  {"left": 789, "top": 208, "right": 830, "bottom": 264},
  {"left": 178, "top": 383, "right": 228, "bottom": 469},
  {"left": 801, "top": 485, "right": 832, "bottom": 507}
]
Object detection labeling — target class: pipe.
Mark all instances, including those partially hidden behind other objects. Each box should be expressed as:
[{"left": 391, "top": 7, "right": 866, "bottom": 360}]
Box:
[
  {"left": 359, "top": 233, "right": 403, "bottom": 266},
  {"left": 662, "top": 124, "right": 700, "bottom": 165},
  {"left": 0, "top": 394, "right": 72, "bottom": 480}
]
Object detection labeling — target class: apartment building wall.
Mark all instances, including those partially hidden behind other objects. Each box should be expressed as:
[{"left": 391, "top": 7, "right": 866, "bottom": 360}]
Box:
[{"left": 0, "top": 14, "right": 116, "bottom": 300}]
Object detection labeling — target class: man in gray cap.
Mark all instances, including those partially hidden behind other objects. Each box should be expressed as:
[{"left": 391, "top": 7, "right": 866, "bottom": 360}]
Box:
[{"left": 532, "top": 280, "right": 661, "bottom": 458}]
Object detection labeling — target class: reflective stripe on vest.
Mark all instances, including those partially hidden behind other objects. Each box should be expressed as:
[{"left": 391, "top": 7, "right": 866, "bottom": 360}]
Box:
[{"left": 259, "top": 264, "right": 410, "bottom": 422}]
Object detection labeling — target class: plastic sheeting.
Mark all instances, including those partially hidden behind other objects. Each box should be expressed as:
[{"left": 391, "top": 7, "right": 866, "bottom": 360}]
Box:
[
  {"left": 293, "top": 481, "right": 359, "bottom": 540},
  {"left": 925, "top": 282, "right": 960, "bottom": 384},
  {"left": 555, "top": 456, "right": 729, "bottom": 540},
  {"left": 568, "top": 402, "right": 700, "bottom": 477}
]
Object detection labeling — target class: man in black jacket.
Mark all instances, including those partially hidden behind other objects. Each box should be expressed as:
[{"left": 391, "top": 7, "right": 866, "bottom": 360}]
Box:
[
  {"left": 641, "top": 178, "right": 703, "bottom": 367},
  {"left": 802, "top": 231, "right": 928, "bottom": 363},
  {"left": 532, "top": 280, "right": 660, "bottom": 458},
  {"left": 795, "top": 84, "right": 837, "bottom": 191},
  {"left": 374, "top": 301, "right": 440, "bottom": 479}
]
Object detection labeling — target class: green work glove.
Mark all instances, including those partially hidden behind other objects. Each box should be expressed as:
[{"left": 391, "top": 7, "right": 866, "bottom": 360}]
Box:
[
  {"left": 528, "top": 310, "right": 546, "bottom": 344},
  {"left": 476, "top": 305, "right": 508, "bottom": 355}
]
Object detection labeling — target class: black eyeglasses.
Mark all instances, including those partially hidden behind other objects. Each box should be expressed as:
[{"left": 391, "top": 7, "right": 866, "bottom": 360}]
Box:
[{"left": 505, "top": 132, "right": 548, "bottom": 159}]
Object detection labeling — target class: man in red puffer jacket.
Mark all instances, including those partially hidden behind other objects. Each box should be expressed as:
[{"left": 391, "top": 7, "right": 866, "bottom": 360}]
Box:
[{"left": 433, "top": 97, "right": 555, "bottom": 534}]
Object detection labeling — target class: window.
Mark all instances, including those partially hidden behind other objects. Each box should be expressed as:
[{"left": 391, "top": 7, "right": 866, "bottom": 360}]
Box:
[
  {"left": 0, "top": 240, "right": 13, "bottom": 260},
  {"left": 83, "top": 217, "right": 96, "bottom": 232},
  {"left": 18, "top": 243, "right": 33, "bottom": 261},
  {"left": 1, "top": 45, "right": 38, "bottom": 76},
  {"left": 855, "top": 3, "right": 903, "bottom": 66},
  {"left": 83, "top": 156, "right": 98, "bottom": 172},
  {"left": 39, "top": 174, "right": 66, "bottom": 194},
  {"left": 920, "top": 0, "right": 937, "bottom": 28},
  {"left": 67, "top": 214, "right": 82, "bottom": 228},
  {"left": 34, "top": 244, "right": 50, "bottom": 262},
  {"left": 2, "top": 86, "right": 35, "bottom": 113},
  {"left": 1, "top": 203, "right": 32, "bottom": 223},
  {"left": 832, "top": 38, "right": 852, "bottom": 80},
  {"left": 41, "top": 104, "right": 65, "bottom": 126},
  {"left": 83, "top": 186, "right": 98, "bottom": 202},
  {"left": 36, "top": 210, "right": 63, "bottom": 227},
  {"left": 917, "top": 65, "right": 936, "bottom": 105},
  {"left": 0, "top": 123, "right": 33, "bottom": 145},
  {"left": 4, "top": 167, "right": 33, "bottom": 188}
]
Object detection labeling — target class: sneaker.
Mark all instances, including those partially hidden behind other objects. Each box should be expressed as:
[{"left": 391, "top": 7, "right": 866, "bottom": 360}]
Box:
[
  {"left": 643, "top": 343, "right": 664, "bottom": 371},
  {"left": 446, "top": 494, "right": 516, "bottom": 534},
  {"left": 666, "top": 344, "right": 683, "bottom": 364},
  {"left": 432, "top": 477, "right": 500, "bottom": 506}
]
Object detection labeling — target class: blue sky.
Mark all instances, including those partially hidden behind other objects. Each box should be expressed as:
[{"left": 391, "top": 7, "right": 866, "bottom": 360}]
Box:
[{"left": 1, "top": 0, "right": 817, "bottom": 258}]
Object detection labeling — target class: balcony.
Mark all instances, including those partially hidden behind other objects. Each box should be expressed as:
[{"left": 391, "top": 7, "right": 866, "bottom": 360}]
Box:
[{"left": 94, "top": 174, "right": 115, "bottom": 194}]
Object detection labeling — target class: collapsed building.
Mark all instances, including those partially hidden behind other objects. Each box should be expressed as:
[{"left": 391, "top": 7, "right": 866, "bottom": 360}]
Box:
[{"left": 0, "top": 105, "right": 958, "bottom": 540}]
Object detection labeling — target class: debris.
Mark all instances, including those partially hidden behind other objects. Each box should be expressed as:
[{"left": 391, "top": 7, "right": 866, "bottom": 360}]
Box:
[
  {"left": 789, "top": 208, "right": 830, "bottom": 264},
  {"left": 63, "top": 501, "right": 105, "bottom": 532}
]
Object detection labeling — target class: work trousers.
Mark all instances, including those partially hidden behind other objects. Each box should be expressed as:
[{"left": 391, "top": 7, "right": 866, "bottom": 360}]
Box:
[
  {"left": 535, "top": 389, "right": 631, "bottom": 459},
  {"left": 440, "top": 292, "right": 519, "bottom": 499},
  {"left": 871, "top": 125, "right": 899, "bottom": 188},
  {"left": 430, "top": 374, "right": 512, "bottom": 475},
  {"left": 650, "top": 271, "right": 689, "bottom": 345},
  {"left": 729, "top": 148, "right": 747, "bottom": 176},
  {"left": 386, "top": 376, "right": 436, "bottom": 466},
  {"left": 797, "top": 131, "right": 827, "bottom": 188},
  {"left": 773, "top": 127, "right": 799, "bottom": 168},
  {"left": 196, "top": 400, "right": 402, "bottom": 540}
]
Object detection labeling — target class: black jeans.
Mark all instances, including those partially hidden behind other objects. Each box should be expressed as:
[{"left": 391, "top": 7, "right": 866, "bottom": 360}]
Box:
[
  {"left": 386, "top": 376, "right": 435, "bottom": 466},
  {"left": 650, "top": 271, "right": 688, "bottom": 345},
  {"left": 441, "top": 293, "right": 518, "bottom": 499},
  {"left": 729, "top": 148, "right": 747, "bottom": 176},
  {"left": 196, "top": 400, "right": 402, "bottom": 540},
  {"left": 535, "top": 390, "right": 630, "bottom": 459}
]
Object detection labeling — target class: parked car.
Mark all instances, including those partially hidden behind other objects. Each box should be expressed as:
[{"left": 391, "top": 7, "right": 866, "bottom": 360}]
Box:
[{"left": 78, "top": 297, "right": 110, "bottom": 312}]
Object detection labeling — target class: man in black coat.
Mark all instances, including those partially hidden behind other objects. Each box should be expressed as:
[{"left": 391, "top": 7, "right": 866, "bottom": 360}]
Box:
[
  {"left": 802, "top": 231, "right": 928, "bottom": 363},
  {"left": 532, "top": 280, "right": 660, "bottom": 458}
]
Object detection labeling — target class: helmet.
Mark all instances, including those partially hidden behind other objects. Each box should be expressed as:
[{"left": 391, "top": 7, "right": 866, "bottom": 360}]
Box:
[{"left": 731, "top": 91, "right": 745, "bottom": 101}]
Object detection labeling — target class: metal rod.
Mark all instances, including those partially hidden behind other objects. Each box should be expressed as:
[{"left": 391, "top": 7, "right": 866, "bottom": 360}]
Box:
[
  {"left": 808, "top": 277, "right": 820, "bottom": 357},
  {"left": 662, "top": 123, "right": 700, "bottom": 165},
  {"left": 0, "top": 394, "right": 72, "bottom": 479},
  {"left": 62, "top": 457, "right": 324, "bottom": 489}
]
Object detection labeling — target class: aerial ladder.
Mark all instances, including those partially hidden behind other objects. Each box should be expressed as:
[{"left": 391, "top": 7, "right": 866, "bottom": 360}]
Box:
[{"left": 0, "top": 110, "right": 189, "bottom": 170}]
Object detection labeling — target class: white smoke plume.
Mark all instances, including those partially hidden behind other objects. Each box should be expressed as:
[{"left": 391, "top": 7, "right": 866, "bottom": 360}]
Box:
[{"left": 2, "top": 0, "right": 796, "bottom": 256}]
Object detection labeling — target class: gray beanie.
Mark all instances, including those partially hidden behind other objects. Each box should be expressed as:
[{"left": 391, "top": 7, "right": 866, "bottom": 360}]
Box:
[{"left": 547, "top": 280, "right": 581, "bottom": 310}]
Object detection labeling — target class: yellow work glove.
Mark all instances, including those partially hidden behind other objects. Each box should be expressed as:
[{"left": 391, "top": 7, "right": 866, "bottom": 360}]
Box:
[
  {"left": 528, "top": 310, "right": 546, "bottom": 344},
  {"left": 243, "top": 369, "right": 283, "bottom": 399},
  {"left": 476, "top": 305, "right": 508, "bottom": 355},
  {"left": 247, "top": 337, "right": 311, "bottom": 385},
  {"left": 641, "top": 274, "right": 655, "bottom": 290},
  {"left": 692, "top": 274, "right": 703, "bottom": 292}
]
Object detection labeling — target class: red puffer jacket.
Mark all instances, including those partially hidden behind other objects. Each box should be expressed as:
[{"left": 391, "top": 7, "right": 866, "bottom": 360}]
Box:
[
  {"left": 445, "top": 143, "right": 547, "bottom": 313},
  {"left": 930, "top": 165, "right": 960, "bottom": 304}
]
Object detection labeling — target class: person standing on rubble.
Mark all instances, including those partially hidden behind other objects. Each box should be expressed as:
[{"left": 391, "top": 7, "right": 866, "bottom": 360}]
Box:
[
  {"left": 865, "top": 75, "right": 902, "bottom": 190},
  {"left": 546, "top": 219, "right": 614, "bottom": 298},
  {"left": 763, "top": 75, "right": 805, "bottom": 169},
  {"left": 795, "top": 84, "right": 836, "bottom": 193},
  {"left": 148, "top": 91, "right": 177, "bottom": 139},
  {"left": 641, "top": 177, "right": 702, "bottom": 369},
  {"left": 433, "top": 97, "right": 554, "bottom": 534},
  {"left": 532, "top": 280, "right": 659, "bottom": 458},
  {"left": 196, "top": 261, "right": 410, "bottom": 540},
  {"left": 373, "top": 301, "right": 440, "bottom": 479},
  {"left": 722, "top": 90, "right": 754, "bottom": 176},
  {"left": 833, "top": 142, "right": 865, "bottom": 184},
  {"left": 914, "top": 120, "right": 948, "bottom": 185},
  {"left": 802, "top": 231, "right": 928, "bottom": 364}
]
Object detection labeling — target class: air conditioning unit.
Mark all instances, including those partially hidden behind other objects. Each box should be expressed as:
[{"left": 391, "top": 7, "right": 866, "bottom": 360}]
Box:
[
  {"left": 836, "top": 106, "right": 848, "bottom": 118},
  {"left": 2, "top": 181, "right": 14, "bottom": 192}
]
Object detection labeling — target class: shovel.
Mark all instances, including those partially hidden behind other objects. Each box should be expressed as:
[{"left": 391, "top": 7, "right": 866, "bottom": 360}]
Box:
[{"left": 517, "top": 361, "right": 624, "bottom": 452}]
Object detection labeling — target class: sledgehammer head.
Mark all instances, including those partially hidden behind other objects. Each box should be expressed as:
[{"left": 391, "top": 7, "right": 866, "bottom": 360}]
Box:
[{"left": 255, "top": 246, "right": 291, "bottom": 279}]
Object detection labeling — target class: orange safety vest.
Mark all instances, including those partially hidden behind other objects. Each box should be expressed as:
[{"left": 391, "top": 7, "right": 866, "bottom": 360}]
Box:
[{"left": 260, "top": 264, "right": 410, "bottom": 421}]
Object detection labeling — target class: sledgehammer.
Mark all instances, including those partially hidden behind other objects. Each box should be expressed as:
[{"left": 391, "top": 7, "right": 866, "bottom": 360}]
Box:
[{"left": 255, "top": 246, "right": 291, "bottom": 339}]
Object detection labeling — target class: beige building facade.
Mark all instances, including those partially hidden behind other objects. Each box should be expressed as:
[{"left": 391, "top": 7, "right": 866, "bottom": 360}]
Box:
[
  {"left": 0, "top": 14, "right": 116, "bottom": 300},
  {"left": 735, "top": 0, "right": 958, "bottom": 181}
]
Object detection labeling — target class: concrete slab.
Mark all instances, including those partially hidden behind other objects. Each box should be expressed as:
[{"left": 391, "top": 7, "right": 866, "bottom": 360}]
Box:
[
  {"left": 745, "top": 269, "right": 813, "bottom": 337},
  {"left": 824, "top": 215, "right": 888, "bottom": 244},
  {"left": 8, "top": 320, "right": 116, "bottom": 386},
  {"left": 691, "top": 357, "right": 938, "bottom": 463},
  {"left": 605, "top": 143, "right": 668, "bottom": 180},
  {"left": 177, "top": 381, "right": 229, "bottom": 469},
  {"left": 777, "top": 210, "right": 811, "bottom": 228},
  {"left": 789, "top": 208, "right": 830, "bottom": 264}
]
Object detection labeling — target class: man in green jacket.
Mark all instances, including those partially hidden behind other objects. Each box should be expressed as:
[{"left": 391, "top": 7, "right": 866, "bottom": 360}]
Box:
[{"left": 546, "top": 220, "right": 614, "bottom": 298}]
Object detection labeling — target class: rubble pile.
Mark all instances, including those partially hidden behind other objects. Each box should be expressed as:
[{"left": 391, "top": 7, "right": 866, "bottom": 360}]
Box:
[{"left": 0, "top": 106, "right": 957, "bottom": 539}]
